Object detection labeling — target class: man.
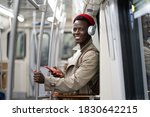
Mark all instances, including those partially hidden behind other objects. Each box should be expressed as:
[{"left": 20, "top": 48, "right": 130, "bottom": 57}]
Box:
[{"left": 34, "top": 14, "right": 99, "bottom": 96}]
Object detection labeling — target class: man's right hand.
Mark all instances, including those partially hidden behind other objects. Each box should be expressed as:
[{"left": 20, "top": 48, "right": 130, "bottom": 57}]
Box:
[{"left": 51, "top": 66, "right": 64, "bottom": 78}]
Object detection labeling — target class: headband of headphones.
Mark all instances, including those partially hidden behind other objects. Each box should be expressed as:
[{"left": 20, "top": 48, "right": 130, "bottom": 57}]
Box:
[{"left": 73, "top": 14, "right": 95, "bottom": 26}]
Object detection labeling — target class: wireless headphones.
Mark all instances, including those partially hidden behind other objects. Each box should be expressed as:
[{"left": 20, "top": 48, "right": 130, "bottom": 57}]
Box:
[
  {"left": 73, "top": 14, "right": 96, "bottom": 36},
  {"left": 88, "top": 25, "right": 96, "bottom": 36}
]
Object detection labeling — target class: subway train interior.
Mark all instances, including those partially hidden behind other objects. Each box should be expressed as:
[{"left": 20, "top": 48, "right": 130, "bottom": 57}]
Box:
[{"left": 0, "top": 0, "right": 150, "bottom": 100}]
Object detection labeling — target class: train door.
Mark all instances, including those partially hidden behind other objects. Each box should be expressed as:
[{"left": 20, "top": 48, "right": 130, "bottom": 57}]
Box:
[
  {"left": 29, "top": 29, "right": 51, "bottom": 98},
  {"left": 0, "top": 27, "right": 27, "bottom": 99},
  {"left": 7, "top": 30, "right": 27, "bottom": 99},
  {"left": 117, "top": 0, "right": 149, "bottom": 99},
  {"left": 133, "top": 0, "right": 150, "bottom": 99},
  {"left": 99, "top": 0, "right": 125, "bottom": 99}
]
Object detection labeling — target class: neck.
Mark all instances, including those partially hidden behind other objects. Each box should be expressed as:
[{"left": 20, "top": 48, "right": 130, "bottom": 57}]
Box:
[{"left": 80, "top": 38, "right": 90, "bottom": 49}]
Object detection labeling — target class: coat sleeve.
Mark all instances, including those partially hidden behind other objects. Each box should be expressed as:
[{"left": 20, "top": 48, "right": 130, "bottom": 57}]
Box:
[{"left": 44, "top": 50, "right": 99, "bottom": 92}]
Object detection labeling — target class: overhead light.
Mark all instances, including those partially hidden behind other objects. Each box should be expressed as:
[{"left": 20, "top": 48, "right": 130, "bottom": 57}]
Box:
[
  {"left": 17, "top": 15, "right": 24, "bottom": 22},
  {"left": 48, "top": 0, "right": 57, "bottom": 12},
  {"left": 56, "top": 7, "right": 61, "bottom": 20},
  {"left": 47, "top": 17, "right": 54, "bottom": 22},
  {"left": 0, "top": 4, "right": 24, "bottom": 22},
  {"left": 0, "top": 26, "right": 4, "bottom": 30}
]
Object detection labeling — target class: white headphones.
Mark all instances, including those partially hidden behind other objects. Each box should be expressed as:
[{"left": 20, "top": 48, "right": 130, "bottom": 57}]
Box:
[
  {"left": 72, "top": 14, "right": 96, "bottom": 36},
  {"left": 88, "top": 25, "right": 96, "bottom": 36},
  {"left": 72, "top": 25, "right": 96, "bottom": 36}
]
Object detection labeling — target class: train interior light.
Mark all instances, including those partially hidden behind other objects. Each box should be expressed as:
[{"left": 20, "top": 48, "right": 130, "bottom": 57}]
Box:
[{"left": 0, "top": 5, "right": 24, "bottom": 22}]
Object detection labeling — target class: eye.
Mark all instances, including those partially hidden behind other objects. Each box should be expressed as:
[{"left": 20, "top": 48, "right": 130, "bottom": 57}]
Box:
[
  {"left": 72, "top": 28, "right": 77, "bottom": 32},
  {"left": 72, "top": 27, "right": 86, "bottom": 33},
  {"left": 79, "top": 28, "right": 85, "bottom": 31}
]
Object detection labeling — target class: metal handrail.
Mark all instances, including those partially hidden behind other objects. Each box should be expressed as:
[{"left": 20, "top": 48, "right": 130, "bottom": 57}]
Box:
[
  {"left": 28, "top": 0, "right": 47, "bottom": 12},
  {"left": 6, "top": 0, "right": 20, "bottom": 100},
  {"left": 35, "top": 0, "right": 48, "bottom": 100},
  {"left": 28, "top": 0, "right": 40, "bottom": 9}
]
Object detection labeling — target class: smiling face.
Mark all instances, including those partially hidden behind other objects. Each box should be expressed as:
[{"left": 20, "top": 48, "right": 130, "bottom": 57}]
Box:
[{"left": 72, "top": 20, "right": 91, "bottom": 48}]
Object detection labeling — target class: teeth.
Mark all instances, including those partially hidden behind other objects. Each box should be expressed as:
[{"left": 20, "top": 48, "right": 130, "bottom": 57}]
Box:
[{"left": 76, "top": 37, "right": 80, "bottom": 39}]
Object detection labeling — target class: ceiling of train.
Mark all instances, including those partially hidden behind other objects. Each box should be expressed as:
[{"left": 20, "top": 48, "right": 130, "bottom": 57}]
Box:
[
  {"left": 0, "top": 0, "right": 101, "bottom": 30},
  {"left": 0, "top": 0, "right": 72, "bottom": 24}
]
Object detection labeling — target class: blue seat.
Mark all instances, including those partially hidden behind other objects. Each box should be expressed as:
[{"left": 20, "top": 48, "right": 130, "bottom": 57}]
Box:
[{"left": 0, "top": 92, "right": 5, "bottom": 100}]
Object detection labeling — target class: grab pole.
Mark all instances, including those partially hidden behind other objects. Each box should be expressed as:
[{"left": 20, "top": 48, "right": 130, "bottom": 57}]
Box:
[
  {"left": 35, "top": 0, "right": 47, "bottom": 100},
  {"left": 6, "top": 0, "right": 20, "bottom": 100}
]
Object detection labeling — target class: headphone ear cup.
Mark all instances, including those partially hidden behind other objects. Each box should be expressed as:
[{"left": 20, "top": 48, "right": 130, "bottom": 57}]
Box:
[{"left": 88, "top": 25, "right": 96, "bottom": 36}]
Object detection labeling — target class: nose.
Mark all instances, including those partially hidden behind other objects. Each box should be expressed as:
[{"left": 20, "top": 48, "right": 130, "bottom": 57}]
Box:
[{"left": 76, "top": 29, "right": 80, "bottom": 32}]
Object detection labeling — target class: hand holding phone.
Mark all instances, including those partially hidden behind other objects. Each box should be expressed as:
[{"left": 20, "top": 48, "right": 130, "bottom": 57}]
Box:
[{"left": 44, "top": 66, "right": 64, "bottom": 78}]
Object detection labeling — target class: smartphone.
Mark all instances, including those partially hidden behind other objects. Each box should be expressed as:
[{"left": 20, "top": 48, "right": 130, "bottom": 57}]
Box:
[
  {"left": 44, "top": 66, "right": 56, "bottom": 73},
  {"left": 44, "top": 66, "right": 64, "bottom": 77}
]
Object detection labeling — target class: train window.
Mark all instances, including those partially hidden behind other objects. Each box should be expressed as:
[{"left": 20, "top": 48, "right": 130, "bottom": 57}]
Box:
[
  {"left": 7, "top": 31, "right": 26, "bottom": 59},
  {"left": 35, "top": 32, "right": 50, "bottom": 66},
  {"left": 32, "top": 32, "right": 50, "bottom": 66},
  {"left": 61, "top": 32, "right": 75, "bottom": 60}
]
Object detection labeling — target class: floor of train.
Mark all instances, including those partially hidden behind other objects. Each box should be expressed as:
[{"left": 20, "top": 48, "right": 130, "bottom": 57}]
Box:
[
  {"left": 0, "top": 94, "right": 100, "bottom": 100},
  {"left": 0, "top": 89, "right": 100, "bottom": 100}
]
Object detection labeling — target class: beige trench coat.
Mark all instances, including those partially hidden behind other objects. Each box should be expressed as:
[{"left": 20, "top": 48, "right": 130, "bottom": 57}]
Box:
[{"left": 44, "top": 39, "right": 99, "bottom": 95}]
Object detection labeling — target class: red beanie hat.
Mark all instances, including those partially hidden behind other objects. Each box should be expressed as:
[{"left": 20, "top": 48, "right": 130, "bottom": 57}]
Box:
[{"left": 73, "top": 14, "right": 95, "bottom": 25}]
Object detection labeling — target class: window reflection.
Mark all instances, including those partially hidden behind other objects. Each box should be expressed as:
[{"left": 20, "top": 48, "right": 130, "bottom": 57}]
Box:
[
  {"left": 7, "top": 31, "right": 26, "bottom": 59},
  {"left": 61, "top": 32, "right": 75, "bottom": 60},
  {"left": 35, "top": 32, "right": 50, "bottom": 66}
]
